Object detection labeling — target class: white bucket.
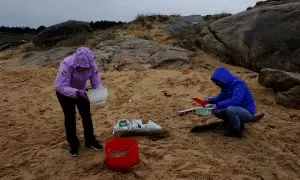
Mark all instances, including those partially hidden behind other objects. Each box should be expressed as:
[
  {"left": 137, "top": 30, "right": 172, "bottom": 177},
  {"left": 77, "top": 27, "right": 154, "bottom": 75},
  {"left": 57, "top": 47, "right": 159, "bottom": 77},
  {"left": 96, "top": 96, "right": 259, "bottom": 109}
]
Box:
[
  {"left": 87, "top": 88, "right": 108, "bottom": 104},
  {"left": 195, "top": 107, "right": 213, "bottom": 116}
]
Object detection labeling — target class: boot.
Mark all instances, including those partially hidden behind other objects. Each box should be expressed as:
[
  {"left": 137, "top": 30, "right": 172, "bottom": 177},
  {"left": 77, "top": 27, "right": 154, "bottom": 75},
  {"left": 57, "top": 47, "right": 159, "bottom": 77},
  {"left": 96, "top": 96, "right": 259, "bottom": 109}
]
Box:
[
  {"left": 224, "top": 128, "right": 243, "bottom": 138},
  {"left": 85, "top": 140, "right": 103, "bottom": 151},
  {"left": 190, "top": 121, "right": 223, "bottom": 133},
  {"left": 240, "top": 120, "right": 245, "bottom": 131},
  {"left": 67, "top": 141, "right": 79, "bottom": 157},
  {"left": 69, "top": 145, "right": 79, "bottom": 157}
]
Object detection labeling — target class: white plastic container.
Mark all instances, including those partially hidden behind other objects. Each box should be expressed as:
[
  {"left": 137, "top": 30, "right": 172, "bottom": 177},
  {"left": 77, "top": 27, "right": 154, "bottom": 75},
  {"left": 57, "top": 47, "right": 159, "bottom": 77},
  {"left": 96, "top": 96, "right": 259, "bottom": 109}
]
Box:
[
  {"left": 87, "top": 88, "right": 108, "bottom": 104},
  {"left": 144, "top": 120, "right": 162, "bottom": 129},
  {"left": 195, "top": 107, "right": 213, "bottom": 116},
  {"left": 112, "top": 119, "right": 162, "bottom": 134},
  {"left": 130, "top": 119, "right": 144, "bottom": 129}
]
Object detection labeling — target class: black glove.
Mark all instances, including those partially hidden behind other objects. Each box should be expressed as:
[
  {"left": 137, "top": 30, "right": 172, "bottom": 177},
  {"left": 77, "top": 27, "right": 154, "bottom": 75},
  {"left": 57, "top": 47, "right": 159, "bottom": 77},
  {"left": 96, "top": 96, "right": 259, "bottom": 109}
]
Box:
[{"left": 77, "top": 89, "right": 90, "bottom": 102}]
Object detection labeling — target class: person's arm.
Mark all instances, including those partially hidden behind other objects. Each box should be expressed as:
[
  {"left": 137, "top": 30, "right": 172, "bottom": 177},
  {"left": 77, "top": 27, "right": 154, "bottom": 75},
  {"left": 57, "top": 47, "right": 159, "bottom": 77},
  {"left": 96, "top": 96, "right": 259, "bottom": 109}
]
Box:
[
  {"left": 90, "top": 68, "right": 103, "bottom": 89},
  {"left": 55, "top": 62, "right": 78, "bottom": 98},
  {"left": 216, "top": 83, "right": 245, "bottom": 109},
  {"left": 206, "top": 92, "right": 224, "bottom": 104}
]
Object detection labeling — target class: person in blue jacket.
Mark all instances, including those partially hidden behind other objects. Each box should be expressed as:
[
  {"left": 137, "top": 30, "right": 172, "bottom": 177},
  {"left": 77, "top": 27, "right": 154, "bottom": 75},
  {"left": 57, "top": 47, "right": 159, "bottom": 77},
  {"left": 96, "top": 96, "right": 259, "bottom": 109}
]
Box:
[{"left": 206, "top": 67, "right": 256, "bottom": 138}]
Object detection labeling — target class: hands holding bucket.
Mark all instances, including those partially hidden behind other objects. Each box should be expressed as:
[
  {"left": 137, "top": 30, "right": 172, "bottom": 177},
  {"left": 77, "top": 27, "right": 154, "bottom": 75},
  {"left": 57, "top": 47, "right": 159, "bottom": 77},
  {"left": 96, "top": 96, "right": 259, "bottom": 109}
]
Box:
[
  {"left": 86, "top": 87, "right": 108, "bottom": 104},
  {"left": 77, "top": 89, "right": 90, "bottom": 102},
  {"left": 77, "top": 87, "right": 108, "bottom": 104},
  {"left": 192, "top": 97, "right": 217, "bottom": 112}
]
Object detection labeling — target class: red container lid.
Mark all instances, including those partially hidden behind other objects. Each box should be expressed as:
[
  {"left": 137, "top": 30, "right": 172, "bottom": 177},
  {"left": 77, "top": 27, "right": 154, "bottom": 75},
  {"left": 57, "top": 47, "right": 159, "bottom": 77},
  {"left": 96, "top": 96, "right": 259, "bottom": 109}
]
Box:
[{"left": 192, "top": 98, "right": 207, "bottom": 107}]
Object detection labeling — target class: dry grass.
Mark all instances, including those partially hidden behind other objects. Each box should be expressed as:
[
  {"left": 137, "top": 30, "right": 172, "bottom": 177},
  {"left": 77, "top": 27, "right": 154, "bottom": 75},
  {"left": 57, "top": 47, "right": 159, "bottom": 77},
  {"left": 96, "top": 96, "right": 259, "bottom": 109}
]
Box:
[
  {"left": 1, "top": 43, "right": 35, "bottom": 60},
  {"left": 20, "top": 42, "right": 35, "bottom": 53},
  {"left": 55, "top": 33, "right": 90, "bottom": 47},
  {"left": 85, "top": 14, "right": 176, "bottom": 48},
  {"left": 117, "top": 22, "right": 169, "bottom": 44},
  {"left": 85, "top": 21, "right": 168, "bottom": 49},
  {"left": 0, "top": 50, "right": 15, "bottom": 60},
  {"left": 134, "top": 13, "right": 170, "bottom": 24},
  {"left": 23, "top": 52, "right": 34, "bottom": 58},
  {"left": 101, "top": 28, "right": 117, "bottom": 41},
  {"left": 86, "top": 38, "right": 99, "bottom": 49},
  {"left": 136, "top": 34, "right": 153, "bottom": 40},
  {"left": 85, "top": 12, "right": 233, "bottom": 51},
  {"left": 85, "top": 28, "right": 119, "bottom": 49},
  {"left": 203, "top": 13, "right": 232, "bottom": 24}
]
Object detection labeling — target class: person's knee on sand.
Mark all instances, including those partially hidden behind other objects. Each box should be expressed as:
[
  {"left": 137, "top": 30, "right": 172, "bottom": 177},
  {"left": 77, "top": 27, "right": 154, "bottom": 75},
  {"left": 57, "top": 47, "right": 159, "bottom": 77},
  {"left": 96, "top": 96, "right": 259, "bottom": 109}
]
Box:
[
  {"left": 213, "top": 108, "right": 226, "bottom": 119},
  {"left": 225, "top": 106, "right": 242, "bottom": 129},
  {"left": 212, "top": 108, "right": 230, "bottom": 127}
]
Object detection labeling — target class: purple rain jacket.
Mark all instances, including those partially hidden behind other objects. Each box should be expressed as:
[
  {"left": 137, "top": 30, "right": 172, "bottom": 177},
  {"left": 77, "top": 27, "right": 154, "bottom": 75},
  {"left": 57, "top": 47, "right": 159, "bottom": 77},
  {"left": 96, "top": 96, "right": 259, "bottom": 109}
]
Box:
[{"left": 54, "top": 47, "right": 102, "bottom": 98}]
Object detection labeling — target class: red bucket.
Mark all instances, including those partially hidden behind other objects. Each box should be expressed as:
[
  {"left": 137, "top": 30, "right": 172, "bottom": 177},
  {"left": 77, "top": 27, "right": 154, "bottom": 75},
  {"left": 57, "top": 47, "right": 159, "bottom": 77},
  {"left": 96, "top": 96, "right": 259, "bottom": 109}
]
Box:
[{"left": 104, "top": 137, "right": 139, "bottom": 171}]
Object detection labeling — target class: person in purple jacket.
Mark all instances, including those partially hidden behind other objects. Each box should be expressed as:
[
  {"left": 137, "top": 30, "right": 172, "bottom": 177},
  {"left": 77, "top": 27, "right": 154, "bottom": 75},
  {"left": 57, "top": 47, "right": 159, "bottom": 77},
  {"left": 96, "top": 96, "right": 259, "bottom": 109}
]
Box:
[
  {"left": 54, "top": 47, "right": 103, "bottom": 157},
  {"left": 205, "top": 67, "right": 256, "bottom": 138}
]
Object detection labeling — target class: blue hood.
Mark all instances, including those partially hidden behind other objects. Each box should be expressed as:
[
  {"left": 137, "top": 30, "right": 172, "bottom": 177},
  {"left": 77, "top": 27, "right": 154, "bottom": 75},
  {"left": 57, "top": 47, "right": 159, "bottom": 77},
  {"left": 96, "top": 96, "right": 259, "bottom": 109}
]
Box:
[
  {"left": 208, "top": 67, "right": 256, "bottom": 114},
  {"left": 211, "top": 67, "right": 235, "bottom": 86}
]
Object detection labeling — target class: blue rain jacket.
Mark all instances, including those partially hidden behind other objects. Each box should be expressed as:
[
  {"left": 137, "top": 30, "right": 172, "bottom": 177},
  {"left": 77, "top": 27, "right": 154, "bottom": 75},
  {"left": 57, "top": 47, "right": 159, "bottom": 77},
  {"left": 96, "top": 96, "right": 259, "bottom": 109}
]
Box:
[{"left": 207, "top": 67, "right": 256, "bottom": 114}]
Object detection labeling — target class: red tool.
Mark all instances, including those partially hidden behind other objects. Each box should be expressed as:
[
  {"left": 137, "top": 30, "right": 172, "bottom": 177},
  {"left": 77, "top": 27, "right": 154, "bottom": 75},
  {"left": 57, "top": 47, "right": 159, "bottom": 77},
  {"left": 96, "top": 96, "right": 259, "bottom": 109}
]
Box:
[
  {"left": 177, "top": 98, "right": 207, "bottom": 116},
  {"left": 192, "top": 98, "right": 207, "bottom": 107}
]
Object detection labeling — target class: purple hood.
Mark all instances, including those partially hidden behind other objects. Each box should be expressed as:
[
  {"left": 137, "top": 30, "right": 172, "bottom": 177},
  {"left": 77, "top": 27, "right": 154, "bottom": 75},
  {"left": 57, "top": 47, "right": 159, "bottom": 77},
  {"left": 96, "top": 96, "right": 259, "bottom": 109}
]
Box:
[{"left": 54, "top": 47, "right": 103, "bottom": 98}]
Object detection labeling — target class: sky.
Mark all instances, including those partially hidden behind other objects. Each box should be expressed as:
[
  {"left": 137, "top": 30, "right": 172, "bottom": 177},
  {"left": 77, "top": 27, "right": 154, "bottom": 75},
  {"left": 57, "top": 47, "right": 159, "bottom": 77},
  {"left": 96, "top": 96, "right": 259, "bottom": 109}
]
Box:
[{"left": 0, "top": 0, "right": 258, "bottom": 28}]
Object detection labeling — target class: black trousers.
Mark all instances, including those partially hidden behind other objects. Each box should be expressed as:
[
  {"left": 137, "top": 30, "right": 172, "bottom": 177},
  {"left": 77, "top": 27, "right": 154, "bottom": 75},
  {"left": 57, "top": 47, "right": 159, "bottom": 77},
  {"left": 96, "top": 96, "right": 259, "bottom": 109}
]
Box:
[{"left": 56, "top": 92, "right": 96, "bottom": 147}]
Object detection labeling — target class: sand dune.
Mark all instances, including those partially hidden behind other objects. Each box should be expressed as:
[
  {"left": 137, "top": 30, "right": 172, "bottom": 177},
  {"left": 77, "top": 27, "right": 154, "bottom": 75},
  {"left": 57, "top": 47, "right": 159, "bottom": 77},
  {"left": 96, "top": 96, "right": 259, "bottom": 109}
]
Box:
[{"left": 0, "top": 61, "right": 299, "bottom": 180}]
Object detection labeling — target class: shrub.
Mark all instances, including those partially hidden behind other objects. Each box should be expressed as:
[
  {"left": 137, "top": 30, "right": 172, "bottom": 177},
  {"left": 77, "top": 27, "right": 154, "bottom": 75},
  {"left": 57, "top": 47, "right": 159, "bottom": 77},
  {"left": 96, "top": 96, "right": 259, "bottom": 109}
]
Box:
[
  {"left": 86, "top": 39, "right": 99, "bottom": 49},
  {"left": 137, "top": 35, "right": 153, "bottom": 40},
  {"left": 134, "top": 14, "right": 170, "bottom": 23},
  {"left": 145, "top": 23, "right": 153, "bottom": 30},
  {"left": 0, "top": 51, "right": 14, "bottom": 60},
  {"left": 101, "top": 29, "right": 117, "bottom": 41},
  {"left": 203, "top": 13, "right": 232, "bottom": 24},
  {"left": 55, "top": 33, "right": 90, "bottom": 47},
  {"left": 20, "top": 42, "right": 35, "bottom": 53},
  {"left": 23, "top": 52, "right": 34, "bottom": 58},
  {"left": 255, "top": 0, "right": 280, "bottom": 7}
]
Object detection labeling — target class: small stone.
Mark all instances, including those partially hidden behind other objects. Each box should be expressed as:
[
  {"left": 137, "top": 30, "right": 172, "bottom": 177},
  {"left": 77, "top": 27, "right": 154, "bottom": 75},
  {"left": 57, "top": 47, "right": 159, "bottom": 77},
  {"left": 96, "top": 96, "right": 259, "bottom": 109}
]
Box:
[{"left": 249, "top": 74, "right": 258, "bottom": 78}]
